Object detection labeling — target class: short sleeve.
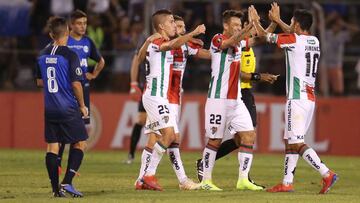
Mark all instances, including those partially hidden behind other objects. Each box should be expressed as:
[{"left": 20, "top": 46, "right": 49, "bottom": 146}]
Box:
[
  {"left": 187, "top": 42, "right": 200, "bottom": 56},
  {"left": 88, "top": 38, "right": 101, "bottom": 62},
  {"left": 240, "top": 39, "right": 249, "bottom": 50},
  {"left": 276, "top": 33, "right": 296, "bottom": 48},
  {"left": 152, "top": 38, "right": 166, "bottom": 51},
  {"left": 68, "top": 51, "right": 83, "bottom": 82},
  {"left": 211, "top": 34, "right": 225, "bottom": 50}
]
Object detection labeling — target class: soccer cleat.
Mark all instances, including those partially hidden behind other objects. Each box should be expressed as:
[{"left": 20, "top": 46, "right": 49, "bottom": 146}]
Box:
[
  {"left": 179, "top": 178, "right": 201, "bottom": 190},
  {"left": 266, "top": 183, "right": 294, "bottom": 192},
  {"left": 236, "top": 178, "right": 265, "bottom": 191},
  {"left": 53, "top": 190, "right": 66, "bottom": 198},
  {"left": 248, "top": 176, "right": 266, "bottom": 190},
  {"left": 61, "top": 184, "right": 83, "bottom": 197},
  {"left": 123, "top": 154, "right": 134, "bottom": 165},
  {"left": 196, "top": 159, "right": 203, "bottom": 182},
  {"left": 135, "top": 179, "right": 144, "bottom": 190},
  {"left": 319, "top": 171, "right": 338, "bottom": 194},
  {"left": 201, "top": 180, "right": 223, "bottom": 191},
  {"left": 142, "top": 175, "right": 163, "bottom": 191}
]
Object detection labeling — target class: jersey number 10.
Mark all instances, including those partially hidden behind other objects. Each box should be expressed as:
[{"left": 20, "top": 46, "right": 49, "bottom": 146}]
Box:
[
  {"left": 47, "top": 67, "right": 58, "bottom": 93},
  {"left": 305, "top": 52, "right": 319, "bottom": 78}
]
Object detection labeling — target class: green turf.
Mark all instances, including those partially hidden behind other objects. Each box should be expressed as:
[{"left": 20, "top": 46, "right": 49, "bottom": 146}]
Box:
[{"left": 0, "top": 149, "right": 359, "bottom": 203}]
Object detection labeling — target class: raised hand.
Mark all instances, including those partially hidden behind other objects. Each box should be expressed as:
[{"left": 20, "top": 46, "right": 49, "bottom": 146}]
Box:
[
  {"left": 269, "top": 2, "right": 280, "bottom": 22},
  {"left": 249, "top": 5, "right": 260, "bottom": 22},
  {"left": 192, "top": 24, "right": 206, "bottom": 36}
]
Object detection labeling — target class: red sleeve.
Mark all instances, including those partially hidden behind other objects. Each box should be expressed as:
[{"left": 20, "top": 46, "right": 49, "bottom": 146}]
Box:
[
  {"left": 212, "top": 34, "right": 225, "bottom": 50},
  {"left": 276, "top": 33, "right": 296, "bottom": 47},
  {"left": 152, "top": 38, "right": 166, "bottom": 46},
  {"left": 188, "top": 41, "right": 202, "bottom": 49}
]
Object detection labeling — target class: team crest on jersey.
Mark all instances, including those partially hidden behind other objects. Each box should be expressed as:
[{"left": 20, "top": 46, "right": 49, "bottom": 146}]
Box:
[
  {"left": 211, "top": 126, "right": 217, "bottom": 134},
  {"left": 83, "top": 46, "right": 89, "bottom": 53},
  {"left": 76, "top": 67, "right": 82, "bottom": 76},
  {"left": 162, "top": 116, "right": 169, "bottom": 124}
]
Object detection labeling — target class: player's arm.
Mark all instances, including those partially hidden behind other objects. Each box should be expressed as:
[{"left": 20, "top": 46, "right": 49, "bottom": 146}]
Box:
[
  {"left": 267, "top": 2, "right": 291, "bottom": 33},
  {"left": 219, "top": 23, "right": 253, "bottom": 50},
  {"left": 69, "top": 51, "right": 88, "bottom": 117},
  {"left": 241, "top": 72, "right": 278, "bottom": 84},
  {"left": 35, "top": 63, "right": 44, "bottom": 87},
  {"left": 159, "top": 24, "right": 206, "bottom": 51},
  {"left": 86, "top": 40, "right": 105, "bottom": 80},
  {"left": 196, "top": 49, "right": 211, "bottom": 59}
]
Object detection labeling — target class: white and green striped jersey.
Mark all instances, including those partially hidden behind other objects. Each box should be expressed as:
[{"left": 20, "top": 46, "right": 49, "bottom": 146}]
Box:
[
  {"left": 269, "top": 33, "right": 320, "bottom": 101},
  {"left": 207, "top": 33, "right": 248, "bottom": 100},
  {"left": 143, "top": 38, "right": 174, "bottom": 98}
]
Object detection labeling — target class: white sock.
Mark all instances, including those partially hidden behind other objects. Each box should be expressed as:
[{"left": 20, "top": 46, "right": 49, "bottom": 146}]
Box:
[
  {"left": 302, "top": 147, "right": 329, "bottom": 177},
  {"left": 282, "top": 153, "right": 299, "bottom": 185},
  {"left": 202, "top": 145, "right": 218, "bottom": 181},
  {"left": 167, "top": 146, "right": 188, "bottom": 183},
  {"left": 137, "top": 148, "right": 152, "bottom": 181},
  {"left": 145, "top": 142, "right": 166, "bottom": 176},
  {"left": 238, "top": 152, "right": 253, "bottom": 179}
]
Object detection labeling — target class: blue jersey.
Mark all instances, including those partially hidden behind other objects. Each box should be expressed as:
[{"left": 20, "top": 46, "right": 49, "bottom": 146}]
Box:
[
  {"left": 67, "top": 35, "right": 101, "bottom": 74},
  {"left": 36, "top": 45, "right": 84, "bottom": 120}
]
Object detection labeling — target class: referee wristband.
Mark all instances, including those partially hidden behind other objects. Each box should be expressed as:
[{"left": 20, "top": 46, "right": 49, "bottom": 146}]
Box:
[{"left": 250, "top": 73, "right": 261, "bottom": 81}]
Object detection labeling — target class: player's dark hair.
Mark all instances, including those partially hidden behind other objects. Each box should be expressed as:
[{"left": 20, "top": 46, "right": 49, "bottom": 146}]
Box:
[
  {"left": 222, "top": 10, "right": 243, "bottom": 23},
  {"left": 241, "top": 10, "right": 249, "bottom": 24},
  {"left": 173, "top": 15, "right": 184, "bottom": 22},
  {"left": 70, "top": 9, "right": 87, "bottom": 22},
  {"left": 152, "top": 9, "right": 173, "bottom": 31},
  {"left": 293, "top": 9, "right": 313, "bottom": 31},
  {"left": 47, "top": 16, "right": 68, "bottom": 39}
]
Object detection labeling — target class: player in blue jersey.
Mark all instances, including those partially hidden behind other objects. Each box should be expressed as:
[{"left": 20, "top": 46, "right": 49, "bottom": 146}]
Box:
[
  {"left": 36, "top": 16, "right": 88, "bottom": 198},
  {"left": 57, "top": 10, "right": 105, "bottom": 174}
]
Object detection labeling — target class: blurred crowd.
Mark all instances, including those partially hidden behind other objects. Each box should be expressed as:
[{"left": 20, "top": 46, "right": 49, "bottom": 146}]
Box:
[{"left": 1, "top": 0, "right": 360, "bottom": 96}]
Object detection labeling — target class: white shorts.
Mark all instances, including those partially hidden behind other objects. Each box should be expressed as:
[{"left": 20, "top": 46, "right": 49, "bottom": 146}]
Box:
[
  {"left": 143, "top": 94, "right": 178, "bottom": 135},
  {"left": 284, "top": 99, "right": 315, "bottom": 144},
  {"left": 205, "top": 98, "right": 254, "bottom": 139}
]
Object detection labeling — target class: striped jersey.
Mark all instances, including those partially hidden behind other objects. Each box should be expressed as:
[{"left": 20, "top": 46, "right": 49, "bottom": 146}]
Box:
[
  {"left": 270, "top": 33, "right": 320, "bottom": 101},
  {"left": 144, "top": 38, "right": 174, "bottom": 98},
  {"left": 168, "top": 43, "right": 199, "bottom": 104},
  {"left": 207, "top": 33, "right": 248, "bottom": 100},
  {"left": 240, "top": 47, "right": 256, "bottom": 89}
]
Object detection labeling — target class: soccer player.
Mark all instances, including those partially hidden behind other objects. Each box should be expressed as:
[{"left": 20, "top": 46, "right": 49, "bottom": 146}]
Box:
[
  {"left": 36, "top": 16, "right": 88, "bottom": 197},
  {"left": 250, "top": 4, "right": 338, "bottom": 194},
  {"left": 134, "top": 15, "right": 210, "bottom": 190},
  {"left": 196, "top": 8, "right": 279, "bottom": 187},
  {"left": 136, "top": 9, "right": 205, "bottom": 191},
  {"left": 200, "top": 9, "right": 266, "bottom": 191},
  {"left": 57, "top": 10, "right": 105, "bottom": 172}
]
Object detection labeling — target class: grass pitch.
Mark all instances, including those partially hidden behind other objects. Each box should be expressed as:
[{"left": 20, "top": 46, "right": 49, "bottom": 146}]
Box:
[{"left": 0, "top": 149, "right": 359, "bottom": 203}]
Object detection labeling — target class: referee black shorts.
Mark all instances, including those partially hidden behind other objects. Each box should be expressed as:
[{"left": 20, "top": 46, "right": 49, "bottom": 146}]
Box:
[{"left": 241, "top": 88, "right": 257, "bottom": 127}]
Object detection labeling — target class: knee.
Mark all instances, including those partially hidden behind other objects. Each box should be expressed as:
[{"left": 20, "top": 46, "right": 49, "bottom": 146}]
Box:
[
  {"left": 47, "top": 143, "right": 60, "bottom": 154},
  {"left": 239, "top": 131, "right": 256, "bottom": 145},
  {"left": 208, "top": 138, "right": 222, "bottom": 148},
  {"left": 73, "top": 141, "right": 87, "bottom": 151}
]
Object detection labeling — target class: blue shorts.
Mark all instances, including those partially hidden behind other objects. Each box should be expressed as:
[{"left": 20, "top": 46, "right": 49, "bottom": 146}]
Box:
[
  {"left": 45, "top": 113, "right": 88, "bottom": 144},
  {"left": 83, "top": 81, "right": 90, "bottom": 124}
]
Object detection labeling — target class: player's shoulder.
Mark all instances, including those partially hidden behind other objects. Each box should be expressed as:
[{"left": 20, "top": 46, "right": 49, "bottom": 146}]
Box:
[
  {"left": 152, "top": 38, "right": 167, "bottom": 46},
  {"left": 38, "top": 44, "right": 53, "bottom": 56},
  {"left": 56, "top": 46, "right": 78, "bottom": 60},
  {"left": 211, "top": 33, "right": 227, "bottom": 42}
]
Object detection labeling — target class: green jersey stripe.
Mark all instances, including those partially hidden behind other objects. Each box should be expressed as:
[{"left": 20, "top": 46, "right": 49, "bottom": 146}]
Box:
[
  {"left": 160, "top": 51, "right": 165, "bottom": 97},
  {"left": 151, "top": 78, "right": 157, "bottom": 96},
  {"left": 285, "top": 49, "right": 290, "bottom": 97},
  {"left": 208, "top": 76, "right": 214, "bottom": 98},
  {"left": 293, "top": 76, "right": 300, "bottom": 99},
  {"left": 215, "top": 50, "right": 227, "bottom": 98}
]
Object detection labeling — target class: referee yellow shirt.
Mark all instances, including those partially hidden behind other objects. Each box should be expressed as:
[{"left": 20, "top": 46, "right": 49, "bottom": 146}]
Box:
[{"left": 240, "top": 47, "right": 256, "bottom": 89}]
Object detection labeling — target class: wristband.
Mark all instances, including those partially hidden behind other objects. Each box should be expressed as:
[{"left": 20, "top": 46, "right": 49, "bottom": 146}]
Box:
[{"left": 251, "top": 73, "right": 261, "bottom": 81}]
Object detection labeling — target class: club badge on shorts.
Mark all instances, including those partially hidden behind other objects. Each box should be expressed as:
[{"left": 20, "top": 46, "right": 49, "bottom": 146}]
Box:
[{"left": 162, "top": 116, "right": 169, "bottom": 124}]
